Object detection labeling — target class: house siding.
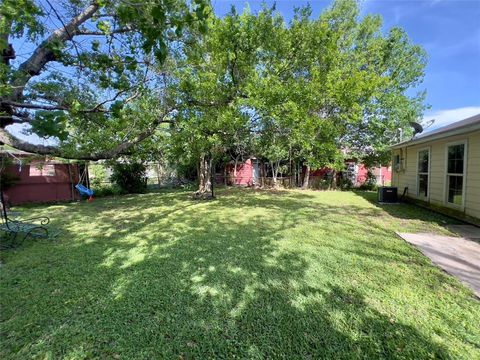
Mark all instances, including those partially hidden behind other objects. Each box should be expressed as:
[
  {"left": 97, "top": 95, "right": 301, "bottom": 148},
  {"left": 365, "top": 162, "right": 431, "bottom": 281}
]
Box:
[
  {"left": 225, "top": 159, "right": 254, "bottom": 186},
  {"left": 4, "top": 163, "right": 80, "bottom": 205},
  {"left": 392, "top": 130, "right": 480, "bottom": 221}
]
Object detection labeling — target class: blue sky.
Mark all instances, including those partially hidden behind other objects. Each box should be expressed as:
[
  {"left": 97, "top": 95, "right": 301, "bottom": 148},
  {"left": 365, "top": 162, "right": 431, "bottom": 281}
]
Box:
[{"left": 213, "top": 0, "right": 480, "bottom": 130}]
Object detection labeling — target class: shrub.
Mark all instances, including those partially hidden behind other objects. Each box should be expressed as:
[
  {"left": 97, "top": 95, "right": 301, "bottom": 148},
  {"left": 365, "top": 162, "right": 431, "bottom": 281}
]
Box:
[
  {"left": 89, "top": 164, "right": 108, "bottom": 188},
  {"left": 92, "top": 184, "right": 124, "bottom": 197},
  {"left": 0, "top": 171, "right": 19, "bottom": 190},
  {"left": 110, "top": 162, "right": 147, "bottom": 194},
  {"left": 339, "top": 176, "right": 353, "bottom": 190},
  {"left": 358, "top": 182, "right": 378, "bottom": 191},
  {"left": 175, "top": 161, "right": 197, "bottom": 182},
  {"left": 358, "top": 170, "right": 378, "bottom": 191},
  {"left": 0, "top": 157, "right": 20, "bottom": 190}
]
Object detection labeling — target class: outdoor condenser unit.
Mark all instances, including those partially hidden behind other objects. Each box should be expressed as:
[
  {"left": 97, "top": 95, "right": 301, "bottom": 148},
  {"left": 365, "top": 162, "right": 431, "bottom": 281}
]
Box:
[{"left": 378, "top": 186, "right": 398, "bottom": 203}]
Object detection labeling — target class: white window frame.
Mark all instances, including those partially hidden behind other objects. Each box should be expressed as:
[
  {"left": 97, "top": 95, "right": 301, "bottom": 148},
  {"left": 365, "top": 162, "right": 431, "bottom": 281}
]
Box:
[
  {"left": 444, "top": 140, "right": 468, "bottom": 210},
  {"left": 416, "top": 147, "right": 430, "bottom": 200}
]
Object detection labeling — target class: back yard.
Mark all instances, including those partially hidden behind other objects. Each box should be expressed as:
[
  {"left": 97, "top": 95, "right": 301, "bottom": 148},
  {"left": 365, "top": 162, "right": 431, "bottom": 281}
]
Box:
[{"left": 1, "top": 189, "right": 479, "bottom": 359}]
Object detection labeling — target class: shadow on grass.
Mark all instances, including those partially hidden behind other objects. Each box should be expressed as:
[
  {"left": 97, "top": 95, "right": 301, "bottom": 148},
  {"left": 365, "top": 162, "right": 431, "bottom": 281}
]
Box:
[
  {"left": 0, "top": 188, "right": 470, "bottom": 358},
  {"left": 353, "top": 190, "right": 463, "bottom": 227}
]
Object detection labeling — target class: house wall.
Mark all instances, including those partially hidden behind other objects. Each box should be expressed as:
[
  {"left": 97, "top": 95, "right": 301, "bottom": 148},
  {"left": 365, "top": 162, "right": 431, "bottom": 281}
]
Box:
[
  {"left": 356, "top": 164, "right": 392, "bottom": 185},
  {"left": 226, "top": 159, "right": 254, "bottom": 186},
  {"left": 392, "top": 130, "right": 480, "bottom": 221},
  {"left": 310, "top": 164, "right": 391, "bottom": 186},
  {"left": 4, "top": 163, "right": 80, "bottom": 205}
]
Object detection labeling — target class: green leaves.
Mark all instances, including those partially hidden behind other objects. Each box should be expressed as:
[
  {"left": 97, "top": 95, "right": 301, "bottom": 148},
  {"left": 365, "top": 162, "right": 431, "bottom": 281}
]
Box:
[
  {"left": 151, "top": 5, "right": 166, "bottom": 25},
  {"left": 91, "top": 40, "right": 100, "bottom": 52},
  {"left": 154, "top": 39, "right": 168, "bottom": 63},
  {"left": 96, "top": 20, "right": 111, "bottom": 34},
  {"left": 28, "top": 110, "right": 69, "bottom": 141},
  {"left": 170, "top": 0, "right": 426, "bottom": 174},
  {"left": 2, "top": 0, "right": 425, "bottom": 168},
  {"left": 0, "top": 0, "right": 45, "bottom": 41}
]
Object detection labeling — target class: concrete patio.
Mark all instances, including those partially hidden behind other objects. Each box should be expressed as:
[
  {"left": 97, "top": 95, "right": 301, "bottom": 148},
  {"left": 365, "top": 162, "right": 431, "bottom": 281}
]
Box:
[{"left": 397, "top": 225, "right": 480, "bottom": 298}]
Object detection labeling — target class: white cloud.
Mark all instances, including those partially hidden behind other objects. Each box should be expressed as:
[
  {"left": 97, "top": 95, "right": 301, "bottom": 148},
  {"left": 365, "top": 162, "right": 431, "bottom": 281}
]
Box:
[{"left": 422, "top": 106, "right": 480, "bottom": 131}]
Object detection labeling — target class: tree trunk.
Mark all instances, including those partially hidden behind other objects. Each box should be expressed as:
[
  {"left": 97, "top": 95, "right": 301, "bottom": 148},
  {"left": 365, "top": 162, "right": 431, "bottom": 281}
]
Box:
[
  {"left": 194, "top": 154, "right": 213, "bottom": 199},
  {"left": 271, "top": 160, "right": 280, "bottom": 188},
  {"left": 297, "top": 162, "right": 301, "bottom": 187},
  {"left": 289, "top": 147, "right": 292, "bottom": 188},
  {"left": 270, "top": 161, "right": 276, "bottom": 187},
  {"left": 155, "top": 162, "right": 162, "bottom": 188},
  {"left": 260, "top": 161, "right": 266, "bottom": 188},
  {"left": 302, "top": 164, "right": 310, "bottom": 190},
  {"left": 223, "top": 164, "right": 227, "bottom": 186},
  {"left": 233, "top": 156, "right": 239, "bottom": 185},
  {"left": 331, "top": 169, "right": 337, "bottom": 190}
]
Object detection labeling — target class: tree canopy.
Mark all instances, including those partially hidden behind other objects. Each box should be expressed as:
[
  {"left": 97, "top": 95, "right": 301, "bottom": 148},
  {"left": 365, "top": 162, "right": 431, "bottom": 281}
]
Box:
[
  {"left": 1, "top": 0, "right": 427, "bottom": 192},
  {"left": 0, "top": 0, "right": 209, "bottom": 159}
]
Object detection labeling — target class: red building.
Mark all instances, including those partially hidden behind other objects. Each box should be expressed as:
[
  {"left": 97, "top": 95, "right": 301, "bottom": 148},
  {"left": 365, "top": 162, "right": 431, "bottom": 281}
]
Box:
[
  {"left": 354, "top": 163, "right": 392, "bottom": 186},
  {"left": 307, "top": 162, "right": 391, "bottom": 186},
  {"left": 225, "top": 158, "right": 257, "bottom": 186},
  {"left": 223, "top": 158, "right": 391, "bottom": 187},
  {"left": 1, "top": 149, "right": 82, "bottom": 205}
]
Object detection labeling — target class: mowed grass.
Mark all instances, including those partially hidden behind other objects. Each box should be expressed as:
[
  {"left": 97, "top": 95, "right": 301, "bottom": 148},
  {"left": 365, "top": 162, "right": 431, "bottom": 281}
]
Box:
[{"left": 1, "top": 188, "right": 479, "bottom": 359}]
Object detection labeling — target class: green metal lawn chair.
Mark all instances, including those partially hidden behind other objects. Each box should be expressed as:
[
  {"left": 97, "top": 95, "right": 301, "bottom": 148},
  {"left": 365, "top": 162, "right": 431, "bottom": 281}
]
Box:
[{"left": 0, "top": 190, "right": 55, "bottom": 249}]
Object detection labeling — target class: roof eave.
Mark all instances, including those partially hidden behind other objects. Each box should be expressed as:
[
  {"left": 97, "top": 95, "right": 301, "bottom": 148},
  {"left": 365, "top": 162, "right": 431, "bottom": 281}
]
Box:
[{"left": 391, "top": 122, "right": 480, "bottom": 149}]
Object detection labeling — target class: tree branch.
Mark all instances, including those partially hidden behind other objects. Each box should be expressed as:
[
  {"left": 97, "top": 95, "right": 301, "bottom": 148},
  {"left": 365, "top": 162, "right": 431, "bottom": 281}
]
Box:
[
  {"left": 45, "top": 0, "right": 84, "bottom": 69},
  {"left": 74, "top": 28, "right": 132, "bottom": 36},
  {"left": 10, "top": 1, "right": 100, "bottom": 101},
  {"left": 1, "top": 101, "right": 68, "bottom": 111},
  {"left": 0, "top": 107, "right": 176, "bottom": 160},
  {"left": 1, "top": 87, "right": 133, "bottom": 114}
]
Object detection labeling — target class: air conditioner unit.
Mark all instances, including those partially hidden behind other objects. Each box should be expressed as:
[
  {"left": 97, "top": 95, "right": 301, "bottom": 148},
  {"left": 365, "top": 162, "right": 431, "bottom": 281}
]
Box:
[{"left": 378, "top": 186, "right": 398, "bottom": 203}]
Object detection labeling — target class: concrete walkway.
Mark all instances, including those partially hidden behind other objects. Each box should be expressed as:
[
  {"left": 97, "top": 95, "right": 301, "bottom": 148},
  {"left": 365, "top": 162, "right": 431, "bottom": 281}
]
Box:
[{"left": 397, "top": 228, "right": 480, "bottom": 298}]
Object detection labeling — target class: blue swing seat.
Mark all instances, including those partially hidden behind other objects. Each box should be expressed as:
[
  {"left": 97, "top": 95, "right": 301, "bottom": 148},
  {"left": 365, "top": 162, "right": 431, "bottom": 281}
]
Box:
[{"left": 75, "top": 184, "right": 94, "bottom": 197}]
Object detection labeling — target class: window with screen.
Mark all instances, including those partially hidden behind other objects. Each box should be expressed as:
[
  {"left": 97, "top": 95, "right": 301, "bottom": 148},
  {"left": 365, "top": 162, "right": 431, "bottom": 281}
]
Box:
[
  {"left": 29, "top": 162, "right": 56, "bottom": 176},
  {"left": 446, "top": 143, "right": 465, "bottom": 206},
  {"left": 417, "top": 149, "right": 429, "bottom": 197}
]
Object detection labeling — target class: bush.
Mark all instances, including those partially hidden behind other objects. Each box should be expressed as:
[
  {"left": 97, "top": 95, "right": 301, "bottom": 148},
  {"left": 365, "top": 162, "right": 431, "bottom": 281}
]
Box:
[
  {"left": 358, "top": 182, "right": 378, "bottom": 191},
  {"left": 0, "top": 157, "right": 20, "bottom": 190},
  {"left": 358, "top": 170, "right": 378, "bottom": 191},
  {"left": 0, "top": 170, "right": 19, "bottom": 190},
  {"left": 175, "top": 161, "right": 197, "bottom": 182},
  {"left": 110, "top": 162, "right": 147, "bottom": 194},
  {"left": 89, "top": 164, "right": 108, "bottom": 188},
  {"left": 93, "top": 184, "right": 125, "bottom": 197},
  {"left": 339, "top": 176, "right": 353, "bottom": 190}
]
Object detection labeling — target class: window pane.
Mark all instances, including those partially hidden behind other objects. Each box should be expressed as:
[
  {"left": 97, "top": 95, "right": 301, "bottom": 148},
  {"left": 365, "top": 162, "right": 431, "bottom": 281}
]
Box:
[
  {"left": 448, "top": 175, "right": 463, "bottom": 205},
  {"left": 447, "top": 144, "right": 464, "bottom": 174},
  {"left": 418, "top": 174, "right": 428, "bottom": 197},
  {"left": 418, "top": 150, "right": 429, "bottom": 173},
  {"left": 29, "top": 163, "right": 56, "bottom": 177},
  {"left": 394, "top": 155, "right": 400, "bottom": 166}
]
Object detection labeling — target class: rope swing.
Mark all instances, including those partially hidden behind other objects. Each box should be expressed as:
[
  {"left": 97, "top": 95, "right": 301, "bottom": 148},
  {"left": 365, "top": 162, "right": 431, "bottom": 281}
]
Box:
[{"left": 75, "top": 163, "right": 94, "bottom": 202}]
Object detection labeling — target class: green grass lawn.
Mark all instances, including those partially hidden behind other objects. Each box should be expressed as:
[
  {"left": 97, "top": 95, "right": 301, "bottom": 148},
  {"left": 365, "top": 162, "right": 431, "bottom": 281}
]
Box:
[{"left": 1, "top": 189, "right": 479, "bottom": 359}]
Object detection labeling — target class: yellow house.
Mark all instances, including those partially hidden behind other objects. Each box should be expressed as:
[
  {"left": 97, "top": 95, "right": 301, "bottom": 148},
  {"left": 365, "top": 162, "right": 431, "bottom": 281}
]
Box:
[{"left": 391, "top": 113, "right": 480, "bottom": 224}]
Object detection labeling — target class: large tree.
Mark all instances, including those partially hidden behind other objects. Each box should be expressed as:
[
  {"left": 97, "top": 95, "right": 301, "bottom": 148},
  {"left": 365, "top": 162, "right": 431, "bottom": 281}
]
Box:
[
  {"left": 0, "top": 0, "right": 209, "bottom": 159},
  {"left": 168, "top": 7, "right": 276, "bottom": 195},
  {"left": 251, "top": 1, "right": 427, "bottom": 188},
  {"left": 166, "top": 0, "right": 427, "bottom": 193},
  {"left": 1, "top": 0, "right": 427, "bottom": 196}
]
